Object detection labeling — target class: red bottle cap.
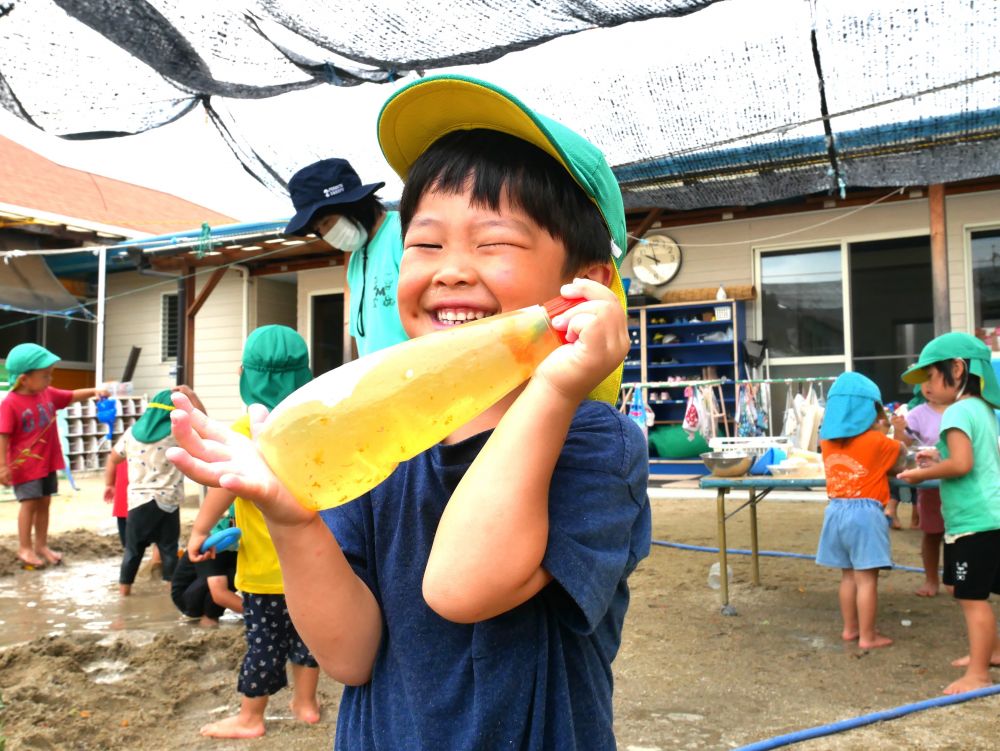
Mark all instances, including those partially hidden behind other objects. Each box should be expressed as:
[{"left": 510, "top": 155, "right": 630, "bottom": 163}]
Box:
[{"left": 542, "top": 296, "right": 585, "bottom": 344}]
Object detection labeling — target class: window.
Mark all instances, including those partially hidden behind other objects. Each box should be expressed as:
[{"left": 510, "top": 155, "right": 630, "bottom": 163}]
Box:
[
  {"left": 760, "top": 247, "right": 844, "bottom": 358},
  {"left": 310, "top": 293, "right": 344, "bottom": 376},
  {"left": 161, "top": 293, "right": 179, "bottom": 361},
  {"left": 0, "top": 310, "right": 94, "bottom": 366},
  {"left": 971, "top": 229, "right": 1000, "bottom": 329}
]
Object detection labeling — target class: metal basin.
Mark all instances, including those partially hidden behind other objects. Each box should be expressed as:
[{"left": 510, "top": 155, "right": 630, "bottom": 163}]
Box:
[{"left": 700, "top": 451, "right": 752, "bottom": 477}]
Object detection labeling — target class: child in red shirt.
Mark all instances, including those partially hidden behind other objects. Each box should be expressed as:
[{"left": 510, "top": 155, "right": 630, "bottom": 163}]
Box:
[
  {"left": 0, "top": 344, "right": 107, "bottom": 567},
  {"left": 817, "top": 372, "right": 906, "bottom": 649}
]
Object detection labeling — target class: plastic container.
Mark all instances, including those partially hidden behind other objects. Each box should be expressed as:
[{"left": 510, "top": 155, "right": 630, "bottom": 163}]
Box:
[
  {"left": 257, "top": 297, "right": 582, "bottom": 511},
  {"left": 707, "top": 562, "right": 733, "bottom": 590}
]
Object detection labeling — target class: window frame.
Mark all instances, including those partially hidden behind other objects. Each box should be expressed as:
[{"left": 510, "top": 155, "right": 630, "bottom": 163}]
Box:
[{"left": 965, "top": 223, "right": 1000, "bottom": 332}]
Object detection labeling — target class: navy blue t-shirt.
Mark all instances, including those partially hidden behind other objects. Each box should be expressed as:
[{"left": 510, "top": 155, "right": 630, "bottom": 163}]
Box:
[{"left": 320, "top": 400, "right": 651, "bottom": 750}]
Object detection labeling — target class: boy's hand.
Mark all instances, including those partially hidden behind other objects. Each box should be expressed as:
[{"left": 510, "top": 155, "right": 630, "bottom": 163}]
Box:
[
  {"left": 896, "top": 468, "right": 925, "bottom": 484},
  {"left": 187, "top": 529, "right": 212, "bottom": 563},
  {"left": 103, "top": 485, "right": 115, "bottom": 503},
  {"left": 165, "top": 392, "right": 313, "bottom": 528},
  {"left": 95, "top": 385, "right": 112, "bottom": 398},
  {"left": 915, "top": 447, "right": 940, "bottom": 467},
  {"left": 890, "top": 414, "right": 907, "bottom": 434},
  {"left": 537, "top": 278, "right": 630, "bottom": 403},
  {"left": 0, "top": 465, "right": 11, "bottom": 486}
]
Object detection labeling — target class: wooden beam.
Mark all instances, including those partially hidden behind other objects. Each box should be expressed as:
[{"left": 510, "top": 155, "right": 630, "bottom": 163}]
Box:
[
  {"left": 626, "top": 209, "right": 663, "bottom": 251},
  {"left": 928, "top": 184, "right": 950, "bottom": 335},
  {"left": 248, "top": 256, "right": 346, "bottom": 277},
  {"left": 186, "top": 266, "right": 227, "bottom": 319}
]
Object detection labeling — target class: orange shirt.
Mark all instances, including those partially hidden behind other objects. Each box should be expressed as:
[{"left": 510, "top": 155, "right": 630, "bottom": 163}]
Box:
[{"left": 820, "top": 430, "right": 903, "bottom": 505}]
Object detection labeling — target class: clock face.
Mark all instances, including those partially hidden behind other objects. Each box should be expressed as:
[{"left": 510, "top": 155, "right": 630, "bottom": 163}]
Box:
[{"left": 631, "top": 234, "right": 681, "bottom": 286}]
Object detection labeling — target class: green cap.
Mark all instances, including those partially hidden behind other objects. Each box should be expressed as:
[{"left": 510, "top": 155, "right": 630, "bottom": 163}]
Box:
[
  {"left": 901, "top": 332, "right": 1000, "bottom": 408},
  {"left": 239, "top": 325, "right": 313, "bottom": 410},
  {"left": 376, "top": 74, "right": 626, "bottom": 404},
  {"left": 4, "top": 343, "right": 60, "bottom": 384},
  {"left": 131, "top": 389, "right": 175, "bottom": 443}
]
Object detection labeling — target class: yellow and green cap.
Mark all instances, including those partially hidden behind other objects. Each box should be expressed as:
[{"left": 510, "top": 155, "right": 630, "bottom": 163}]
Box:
[
  {"left": 901, "top": 332, "right": 1000, "bottom": 408},
  {"left": 131, "top": 389, "right": 175, "bottom": 443},
  {"left": 377, "top": 74, "right": 627, "bottom": 403}
]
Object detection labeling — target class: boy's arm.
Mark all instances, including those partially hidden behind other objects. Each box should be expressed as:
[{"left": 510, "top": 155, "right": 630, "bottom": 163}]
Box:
[
  {"left": 898, "top": 428, "right": 972, "bottom": 483},
  {"left": 166, "top": 393, "right": 382, "bottom": 685},
  {"left": 206, "top": 576, "right": 243, "bottom": 613},
  {"left": 71, "top": 386, "right": 110, "bottom": 403},
  {"left": 425, "top": 279, "right": 629, "bottom": 624},
  {"left": 103, "top": 451, "right": 123, "bottom": 502},
  {"left": 187, "top": 486, "right": 236, "bottom": 562},
  {"left": 0, "top": 433, "right": 10, "bottom": 485}
]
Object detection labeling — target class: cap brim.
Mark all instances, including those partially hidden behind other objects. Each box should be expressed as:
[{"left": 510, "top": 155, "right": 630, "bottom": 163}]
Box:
[
  {"left": 901, "top": 361, "right": 930, "bottom": 385},
  {"left": 284, "top": 181, "right": 385, "bottom": 236}
]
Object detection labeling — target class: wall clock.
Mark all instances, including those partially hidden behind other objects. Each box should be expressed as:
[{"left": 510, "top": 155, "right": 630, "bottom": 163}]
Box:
[{"left": 631, "top": 233, "right": 682, "bottom": 286}]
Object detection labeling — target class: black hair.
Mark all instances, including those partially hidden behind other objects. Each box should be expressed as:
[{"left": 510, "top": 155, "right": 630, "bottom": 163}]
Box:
[
  {"left": 928, "top": 358, "right": 982, "bottom": 397},
  {"left": 309, "top": 193, "right": 385, "bottom": 237},
  {"left": 399, "top": 129, "right": 611, "bottom": 277}
]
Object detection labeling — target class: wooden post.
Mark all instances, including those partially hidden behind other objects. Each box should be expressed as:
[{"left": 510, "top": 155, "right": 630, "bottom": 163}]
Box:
[{"left": 929, "top": 184, "right": 950, "bottom": 335}]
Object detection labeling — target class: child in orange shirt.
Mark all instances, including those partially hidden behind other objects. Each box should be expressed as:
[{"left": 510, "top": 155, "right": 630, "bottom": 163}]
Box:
[{"left": 817, "top": 372, "right": 906, "bottom": 649}]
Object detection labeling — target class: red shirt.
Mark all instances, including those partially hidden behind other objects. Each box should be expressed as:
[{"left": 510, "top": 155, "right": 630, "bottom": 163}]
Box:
[
  {"left": 0, "top": 387, "right": 73, "bottom": 484},
  {"left": 820, "top": 430, "right": 902, "bottom": 506},
  {"left": 113, "top": 460, "right": 129, "bottom": 518}
]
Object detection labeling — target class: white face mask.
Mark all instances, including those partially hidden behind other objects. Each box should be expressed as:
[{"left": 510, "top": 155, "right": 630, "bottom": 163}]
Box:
[{"left": 322, "top": 216, "right": 368, "bottom": 253}]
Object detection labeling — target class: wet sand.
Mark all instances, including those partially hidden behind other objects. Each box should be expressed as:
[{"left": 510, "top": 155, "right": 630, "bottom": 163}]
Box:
[{"left": 2, "top": 488, "right": 1000, "bottom": 749}]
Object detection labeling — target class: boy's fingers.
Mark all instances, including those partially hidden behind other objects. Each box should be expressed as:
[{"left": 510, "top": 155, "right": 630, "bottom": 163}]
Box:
[
  {"left": 165, "top": 447, "right": 228, "bottom": 487},
  {"left": 170, "top": 412, "right": 232, "bottom": 464},
  {"left": 247, "top": 404, "right": 270, "bottom": 440}
]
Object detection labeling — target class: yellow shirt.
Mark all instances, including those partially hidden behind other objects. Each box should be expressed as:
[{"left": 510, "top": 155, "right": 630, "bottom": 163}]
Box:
[{"left": 231, "top": 415, "right": 284, "bottom": 594}]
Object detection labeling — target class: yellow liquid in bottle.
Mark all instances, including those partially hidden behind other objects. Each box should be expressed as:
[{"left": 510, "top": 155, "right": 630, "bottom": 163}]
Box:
[{"left": 257, "top": 306, "right": 561, "bottom": 511}]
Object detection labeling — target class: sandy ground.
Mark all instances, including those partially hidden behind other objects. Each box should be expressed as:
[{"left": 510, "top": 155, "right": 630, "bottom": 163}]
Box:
[{"left": 2, "top": 477, "right": 1000, "bottom": 749}]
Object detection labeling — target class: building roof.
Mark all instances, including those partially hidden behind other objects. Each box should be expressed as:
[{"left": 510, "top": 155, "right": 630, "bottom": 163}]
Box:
[{"left": 0, "top": 133, "right": 236, "bottom": 235}]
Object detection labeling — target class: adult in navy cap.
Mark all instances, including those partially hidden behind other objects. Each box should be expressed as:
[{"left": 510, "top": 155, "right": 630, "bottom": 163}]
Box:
[{"left": 285, "top": 158, "right": 407, "bottom": 357}]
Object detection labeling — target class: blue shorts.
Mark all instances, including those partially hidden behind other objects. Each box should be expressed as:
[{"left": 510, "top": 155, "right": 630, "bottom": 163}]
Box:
[
  {"left": 238, "top": 593, "right": 318, "bottom": 698},
  {"left": 816, "top": 498, "right": 893, "bottom": 571}
]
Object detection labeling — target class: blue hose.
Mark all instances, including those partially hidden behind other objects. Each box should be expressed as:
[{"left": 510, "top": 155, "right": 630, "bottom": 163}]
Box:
[
  {"left": 733, "top": 684, "right": 1000, "bottom": 750},
  {"left": 651, "top": 539, "right": 925, "bottom": 573}
]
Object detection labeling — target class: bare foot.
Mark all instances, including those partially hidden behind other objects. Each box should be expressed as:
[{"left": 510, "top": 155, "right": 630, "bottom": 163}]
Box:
[
  {"left": 17, "top": 549, "right": 44, "bottom": 568},
  {"left": 200, "top": 715, "right": 265, "bottom": 739},
  {"left": 119, "top": 584, "right": 132, "bottom": 597},
  {"left": 943, "top": 675, "right": 992, "bottom": 695},
  {"left": 841, "top": 629, "right": 859, "bottom": 641},
  {"left": 951, "top": 653, "right": 1000, "bottom": 668},
  {"left": 858, "top": 634, "right": 893, "bottom": 649},
  {"left": 888, "top": 517, "right": 902, "bottom": 530},
  {"left": 199, "top": 616, "right": 220, "bottom": 629},
  {"left": 914, "top": 582, "right": 940, "bottom": 597},
  {"left": 36, "top": 547, "right": 63, "bottom": 565},
  {"left": 291, "top": 698, "right": 321, "bottom": 724}
]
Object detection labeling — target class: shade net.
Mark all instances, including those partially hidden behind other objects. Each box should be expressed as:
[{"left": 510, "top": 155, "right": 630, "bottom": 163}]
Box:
[
  {"left": 0, "top": 254, "right": 92, "bottom": 318},
  {"left": 1, "top": 0, "right": 998, "bottom": 210}
]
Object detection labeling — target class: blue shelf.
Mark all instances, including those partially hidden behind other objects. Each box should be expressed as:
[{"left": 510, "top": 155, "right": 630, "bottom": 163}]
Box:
[
  {"left": 647, "top": 341, "right": 733, "bottom": 349},
  {"left": 647, "top": 321, "right": 733, "bottom": 330},
  {"left": 647, "top": 361, "right": 735, "bottom": 369}
]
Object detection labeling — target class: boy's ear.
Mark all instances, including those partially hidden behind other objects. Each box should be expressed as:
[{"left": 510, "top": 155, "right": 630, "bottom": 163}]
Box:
[{"left": 575, "top": 261, "right": 614, "bottom": 287}]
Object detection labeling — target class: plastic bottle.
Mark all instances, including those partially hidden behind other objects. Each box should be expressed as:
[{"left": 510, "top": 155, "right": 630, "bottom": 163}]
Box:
[
  {"left": 707, "top": 561, "right": 733, "bottom": 590},
  {"left": 257, "top": 297, "right": 582, "bottom": 511}
]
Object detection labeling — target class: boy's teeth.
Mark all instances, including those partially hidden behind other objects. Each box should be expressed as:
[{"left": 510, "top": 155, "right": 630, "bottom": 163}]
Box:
[{"left": 437, "top": 309, "right": 489, "bottom": 323}]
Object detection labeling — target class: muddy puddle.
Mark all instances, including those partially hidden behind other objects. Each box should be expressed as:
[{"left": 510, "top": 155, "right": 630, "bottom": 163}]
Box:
[{"left": 0, "top": 556, "right": 238, "bottom": 649}]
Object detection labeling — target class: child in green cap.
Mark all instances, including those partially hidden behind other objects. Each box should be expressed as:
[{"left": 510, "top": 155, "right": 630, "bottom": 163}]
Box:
[
  {"left": 0, "top": 343, "right": 108, "bottom": 568},
  {"left": 183, "top": 325, "right": 320, "bottom": 740},
  {"left": 104, "top": 385, "right": 204, "bottom": 595},
  {"left": 898, "top": 332, "right": 1000, "bottom": 694},
  {"left": 167, "top": 75, "right": 650, "bottom": 750}
]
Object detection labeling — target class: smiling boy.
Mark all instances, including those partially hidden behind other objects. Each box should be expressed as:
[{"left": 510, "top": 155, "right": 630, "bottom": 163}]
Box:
[{"left": 167, "top": 75, "right": 651, "bottom": 750}]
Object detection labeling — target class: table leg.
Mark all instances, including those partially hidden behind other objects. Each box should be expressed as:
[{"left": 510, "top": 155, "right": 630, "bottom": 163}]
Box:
[
  {"left": 716, "top": 488, "right": 729, "bottom": 607},
  {"left": 749, "top": 488, "right": 760, "bottom": 586}
]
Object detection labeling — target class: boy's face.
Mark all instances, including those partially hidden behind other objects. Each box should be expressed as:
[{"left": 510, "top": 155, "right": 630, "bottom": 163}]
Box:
[
  {"left": 18, "top": 366, "right": 53, "bottom": 393},
  {"left": 397, "top": 187, "right": 606, "bottom": 339},
  {"left": 923, "top": 360, "right": 962, "bottom": 404}
]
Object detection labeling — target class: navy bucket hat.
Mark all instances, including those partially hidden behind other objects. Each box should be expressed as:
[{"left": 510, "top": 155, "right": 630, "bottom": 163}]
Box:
[
  {"left": 284, "top": 158, "right": 385, "bottom": 237},
  {"left": 820, "top": 372, "right": 884, "bottom": 441}
]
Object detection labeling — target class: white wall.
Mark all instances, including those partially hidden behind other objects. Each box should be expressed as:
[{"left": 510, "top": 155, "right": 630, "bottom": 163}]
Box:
[
  {"left": 254, "top": 277, "right": 297, "bottom": 330},
  {"left": 104, "top": 269, "right": 246, "bottom": 425},
  {"left": 623, "top": 189, "right": 1000, "bottom": 338}
]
